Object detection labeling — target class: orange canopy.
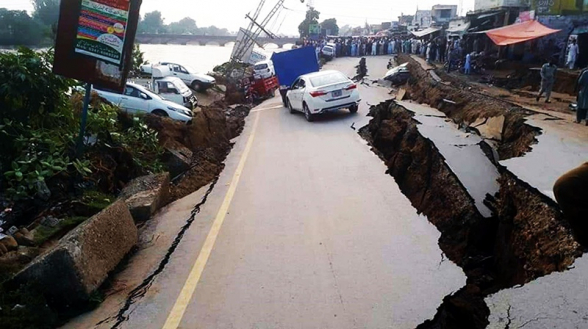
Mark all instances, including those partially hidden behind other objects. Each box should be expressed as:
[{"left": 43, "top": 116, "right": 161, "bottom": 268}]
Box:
[{"left": 483, "top": 20, "right": 561, "bottom": 46}]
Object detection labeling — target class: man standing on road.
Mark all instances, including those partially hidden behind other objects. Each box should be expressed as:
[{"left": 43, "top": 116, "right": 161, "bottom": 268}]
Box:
[
  {"left": 567, "top": 39, "right": 579, "bottom": 70},
  {"left": 575, "top": 67, "right": 588, "bottom": 125},
  {"left": 536, "top": 59, "right": 558, "bottom": 103},
  {"left": 464, "top": 52, "right": 472, "bottom": 75}
]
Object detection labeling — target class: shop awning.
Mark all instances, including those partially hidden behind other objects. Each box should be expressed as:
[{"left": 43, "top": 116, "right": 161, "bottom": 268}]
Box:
[
  {"left": 411, "top": 27, "right": 441, "bottom": 38},
  {"left": 482, "top": 20, "right": 561, "bottom": 46}
]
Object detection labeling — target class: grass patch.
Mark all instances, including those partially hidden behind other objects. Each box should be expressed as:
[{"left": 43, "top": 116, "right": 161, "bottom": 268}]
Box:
[
  {"left": 82, "top": 190, "right": 114, "bottom": 211},
  {"left": 33, "top": 216, "right": 88, "bottom": 246}
]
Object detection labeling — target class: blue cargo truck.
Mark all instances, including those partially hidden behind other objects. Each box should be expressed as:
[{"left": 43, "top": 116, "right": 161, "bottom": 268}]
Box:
[{"left": 271, "top": 47, "right": 320, "bottom": 106}]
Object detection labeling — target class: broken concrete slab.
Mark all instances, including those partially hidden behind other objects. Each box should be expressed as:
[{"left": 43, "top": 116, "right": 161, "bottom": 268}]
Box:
[
  {"left": 0, "top": 236, "right": 18, "bottom": 251},
  {"left": 476, "top": 115, "right": 505, "bottom": 141},
  {"left": 500, "top": 114, "right": 588, "bottom": 200},
  {"left": 13, "top": 201, "right": 137, "bottom": 306},
  {"left": 121, "top": 173, "right": 171, "bottom": 222},
  {"left": 164, "top": 145, "right": 193, "bottom": 178},
  {"left": 470, "top": 117, "right": 487, "bottom": 128},
  {"left": 487, "top": 255, "right": 588, "bottom": 329},
  {"left": 397, "top": 88, "right": 406, "bottom": 101},
  {"left": 396, "top": 100, "right": 446, "bottom": 117}
]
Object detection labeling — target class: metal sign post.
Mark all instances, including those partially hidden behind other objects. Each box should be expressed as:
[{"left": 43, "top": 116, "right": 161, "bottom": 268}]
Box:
[{"left": 76, "top": 83, "right": 92, "bottom": 157}]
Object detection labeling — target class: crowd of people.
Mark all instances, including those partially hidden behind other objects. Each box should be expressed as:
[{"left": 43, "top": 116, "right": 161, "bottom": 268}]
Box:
[{"left": 301, "top": 36, "right": 474, "bottom": 73}]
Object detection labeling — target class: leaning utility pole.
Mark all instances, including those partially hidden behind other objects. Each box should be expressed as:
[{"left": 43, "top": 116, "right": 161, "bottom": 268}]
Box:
[{"left": 231, "top": 0, "right": 285, "bottom": 63}]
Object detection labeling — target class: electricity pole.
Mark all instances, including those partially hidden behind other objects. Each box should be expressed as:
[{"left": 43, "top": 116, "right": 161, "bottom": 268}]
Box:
[{"left": 231, "top": 0, "right": 285, "bottom": 63}]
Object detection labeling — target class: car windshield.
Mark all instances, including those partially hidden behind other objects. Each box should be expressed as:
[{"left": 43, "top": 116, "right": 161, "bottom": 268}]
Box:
[
  {"left": 309, "top": 72, "right": 347, "bottom": 87},
  {"left": 138, "top": 86, "right": 163, "bottom": 100},
  {"left": 183, "top": 65, "right": 197, "bottom": 73},
  {"left": 254, "top": 63, "right": 268, "bottom": 70}
]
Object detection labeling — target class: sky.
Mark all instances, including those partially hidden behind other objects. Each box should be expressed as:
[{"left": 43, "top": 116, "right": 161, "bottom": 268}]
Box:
[{"left": 0, "top": 0, "right": 475, "bottom": 36}]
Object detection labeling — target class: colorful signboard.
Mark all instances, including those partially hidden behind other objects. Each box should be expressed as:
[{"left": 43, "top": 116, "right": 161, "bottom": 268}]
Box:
[
  {"left": 53, "top": 0, "right": 141, "bottom": 93},
  {"left": 74, "top": 0, "right": 131, "bottom": 66}
]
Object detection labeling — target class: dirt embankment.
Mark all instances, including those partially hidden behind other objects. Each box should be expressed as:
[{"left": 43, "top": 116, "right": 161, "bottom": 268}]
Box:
[
  {"left": 497, "top": 68, "right": 579, "bottom": 96},
  {"left": 400, "top": 55, "right": 540, "bottom": 160},
  {"left": 363, "top": 98, "right": 582, "bottom": 328},
  {"left": 145, "top": 102, "right": 250, "bottom": 201}
]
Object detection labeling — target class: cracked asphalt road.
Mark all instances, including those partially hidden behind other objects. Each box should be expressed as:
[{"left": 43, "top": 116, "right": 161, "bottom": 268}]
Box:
[{"left": 68, "top": 57, "right": 466, "bottom": 329}]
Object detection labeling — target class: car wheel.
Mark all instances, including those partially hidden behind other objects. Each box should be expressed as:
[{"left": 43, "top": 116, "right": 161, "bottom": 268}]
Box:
[
  {"left": 287, "top": 98, "right": 295, "bottom": 114},
  {"left": 191, "top": 81, "right": 202, "bottom": 92},
  {"left": 303, "top": 103, "right": 315, "bottom": 122},
  {"left": 152, "top": 109, "right": 168, "bottom": 117},
  {"left": 349, "top": 104, "right": 359, "bottom": 113}
]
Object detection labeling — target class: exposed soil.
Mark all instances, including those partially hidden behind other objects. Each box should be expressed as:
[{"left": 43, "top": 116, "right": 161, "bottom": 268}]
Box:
[
  {"left": 496, "top": 67, "right": 579, "bottom": 96},
  {"left": 433, "top": 68, "right": 576, "bottom": 116},
  {"left": 145, "top": 101, "right": 251, "bottom": 201},
  {"left": 399, "top": 55, "right": 541, "bottom": 160},
  {"left": 362, "top": 96, "right": 582, "bottom": 328}
]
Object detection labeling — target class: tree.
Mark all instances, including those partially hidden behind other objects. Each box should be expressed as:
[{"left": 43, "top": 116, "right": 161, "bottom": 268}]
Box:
[
  {"left": 0, "top": 9, "right": 44, "bottom": 46},
  {"left": 31, "top": 0, "right": 60, "bottom": 27},
  {"left": 339, "top": 24, "right": 352, "bottom": 36},
  {"left": 168, "top": 17, "right": 198, "bottom": 35},
  {"left": 320, "top": 18, "right": 339, "bottom": 36},
  {"left": 132, "top": 44, "right": 146, "bottom": 75},
  {"left": 139, "top": 11, "right": 166, "bottom": 34},
  {"left": 298, "top": 8, "right": 320, "bottom": 38}
]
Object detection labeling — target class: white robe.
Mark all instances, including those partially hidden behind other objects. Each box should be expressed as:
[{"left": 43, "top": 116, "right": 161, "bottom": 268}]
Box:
[{"left": 568, "top": 44, "right": 579, "bottom": 63}]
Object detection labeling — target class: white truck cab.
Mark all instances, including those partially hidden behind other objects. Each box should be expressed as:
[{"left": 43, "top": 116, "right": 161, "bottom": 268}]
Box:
[
  {"left": 140, "top": 62, "right": 216, "bottom": 92},
  {"left": 253, "top": 60, "right": 275, "bottom": 79},
  {"left": 152, "top": 66, "right": 198, "bottom": 109}
]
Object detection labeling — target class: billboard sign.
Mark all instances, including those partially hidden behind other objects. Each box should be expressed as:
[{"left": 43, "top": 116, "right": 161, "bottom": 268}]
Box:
[
  {"left": 74, "top": 0, "right": 131, "bottom": 66},
  {"left": 309, "top": 23, "right": 320, "bottom": 40},
  {"left": 231, "top": 28, "right": 254, "bottom": 63},
  {"left": 309, "top": 23, "right": 320, "bottom": 35},
  {"left": 535, "top": 0, "right": 588, "bottom": 15},
  {"left": 53, "top": 0, "right": 141, "bottom": 93}
]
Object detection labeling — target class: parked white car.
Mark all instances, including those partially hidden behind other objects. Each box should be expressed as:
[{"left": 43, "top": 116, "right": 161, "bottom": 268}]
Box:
[
  {"left": 140, "top": 62, "right": 216, "bottom": 92},
  {"left": 253, "top": 60, "right": 275, "bottom": 79},
  {"left": 95, "top": 83, "right": 194, "bottom": 122},
  {"left": 285, "top": 70, "right": 361, "bottom": 122},
  {"left": 321, "top": 45, "right": 335, "bottom": 60}
]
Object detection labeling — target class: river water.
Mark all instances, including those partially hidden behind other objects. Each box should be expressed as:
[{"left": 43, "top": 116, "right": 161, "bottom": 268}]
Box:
[{"left": 140, "top": 44, "right": 288, "bottom": 74}]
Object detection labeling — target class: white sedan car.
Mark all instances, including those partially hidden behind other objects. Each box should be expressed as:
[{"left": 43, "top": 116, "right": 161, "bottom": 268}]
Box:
[
  {"left": 95, "top": 83, "right": 194, "bottom": 122},
  {"left": 286, "top": 70, "right": 361, "bottom": 122}
]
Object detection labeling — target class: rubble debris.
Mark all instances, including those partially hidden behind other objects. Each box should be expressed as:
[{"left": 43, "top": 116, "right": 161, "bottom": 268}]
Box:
[
  {"left": 121, "top": 173, "right": 171, "bottom": 223},
  {"left": 163, "top": 146, "right": 193, "bottom": 179},
  {"left": 475, "top": 115, "right": 506, "bottom": 141},
  {"left": 0, "top": 236, "right": 17, "bottom": 252},
  {"left": 13, "top": 201, "right": 138, "bottom": 307},
  {"left": 13, "top": 229, "right": 34, "bottom": 247}
]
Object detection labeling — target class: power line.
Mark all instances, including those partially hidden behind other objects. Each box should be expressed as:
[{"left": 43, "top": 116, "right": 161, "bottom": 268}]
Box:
[{"left": 281, "top": 6, "right": 394, "bottom": 21}]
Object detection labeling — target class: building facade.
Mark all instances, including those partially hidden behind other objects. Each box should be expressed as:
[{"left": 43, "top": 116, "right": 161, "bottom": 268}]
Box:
[
  {"left": 432, "top": 5, "right": 458, "bottom": 23},
  {"left": 474, "top": 0, "right": 530, "bottom": 12},
  {"left": 412, "top": 10, "right": 433, "bottom": 28}
]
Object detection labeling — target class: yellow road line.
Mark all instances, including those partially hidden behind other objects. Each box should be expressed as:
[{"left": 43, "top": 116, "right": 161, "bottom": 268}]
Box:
[{"left": 162, "top": 112, "right": 261, "bottom": 329}]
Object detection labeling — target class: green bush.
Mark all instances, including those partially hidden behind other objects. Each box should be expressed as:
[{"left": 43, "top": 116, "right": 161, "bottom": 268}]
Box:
[
  {"left": 0, "top": 48, "right": 164, "bottom": 202},
  {"left": 117, "top": 117, "right": 164, "bottom": 173},
  {"left": 0, "top": 48, "right": 76, "bottom": 124}
]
